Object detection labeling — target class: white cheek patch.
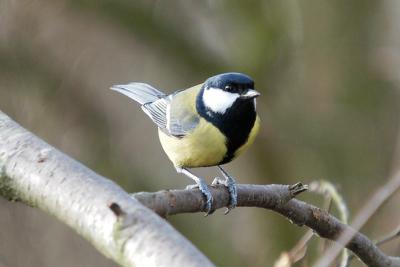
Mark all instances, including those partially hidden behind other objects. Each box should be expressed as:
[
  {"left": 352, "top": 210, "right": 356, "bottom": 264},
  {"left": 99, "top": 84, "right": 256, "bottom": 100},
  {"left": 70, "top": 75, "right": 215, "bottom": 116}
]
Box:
[{"left": 202, "top": 87, "right": 240, "bottom": 114}]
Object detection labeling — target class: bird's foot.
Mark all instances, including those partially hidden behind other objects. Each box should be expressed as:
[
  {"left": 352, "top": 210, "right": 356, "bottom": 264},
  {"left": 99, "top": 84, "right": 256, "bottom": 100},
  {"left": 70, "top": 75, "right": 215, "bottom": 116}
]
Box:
[
  {"left": 186, "top": 181, "right": 214, "bottom": 215},
  {"left": 212, "top": 175, "right": 237, "bottom": 215}
]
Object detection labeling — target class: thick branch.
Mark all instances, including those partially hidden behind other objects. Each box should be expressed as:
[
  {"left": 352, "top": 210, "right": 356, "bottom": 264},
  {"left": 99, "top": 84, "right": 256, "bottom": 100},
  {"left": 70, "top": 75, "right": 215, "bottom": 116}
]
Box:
[
  {"left": 0, "top": 111, "right": 213, "bottom": 267},
  {"left": 133, "top": 186, "right": 396, "bottom": 267}
]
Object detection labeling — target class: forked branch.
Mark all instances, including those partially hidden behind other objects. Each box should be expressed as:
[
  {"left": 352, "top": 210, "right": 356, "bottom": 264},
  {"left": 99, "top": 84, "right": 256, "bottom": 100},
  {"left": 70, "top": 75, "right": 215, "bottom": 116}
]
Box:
[{"left": 133, "top": 185, "right": 397, "bottom": 267}]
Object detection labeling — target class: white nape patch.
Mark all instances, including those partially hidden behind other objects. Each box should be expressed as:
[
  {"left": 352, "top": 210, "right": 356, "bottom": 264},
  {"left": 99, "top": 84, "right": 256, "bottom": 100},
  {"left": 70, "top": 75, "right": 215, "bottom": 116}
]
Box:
[{"left": 202, "top": 87, "right": 240, "bottom": 114}]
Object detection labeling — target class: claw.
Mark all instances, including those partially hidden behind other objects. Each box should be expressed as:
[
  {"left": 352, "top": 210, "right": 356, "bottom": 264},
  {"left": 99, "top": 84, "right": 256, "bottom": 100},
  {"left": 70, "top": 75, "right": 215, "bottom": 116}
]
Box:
[
  {"left": 186, "top": 183, "right": 214, "bottom": 215},
  {"left": 214, "top": 166, "right": 238, "bottom": 213},
  {"left": 177, "top": 167, "right": 214, "bottom": 215},
  {"left": 198, "top": 180, "right": 214, "bottom": 215}
]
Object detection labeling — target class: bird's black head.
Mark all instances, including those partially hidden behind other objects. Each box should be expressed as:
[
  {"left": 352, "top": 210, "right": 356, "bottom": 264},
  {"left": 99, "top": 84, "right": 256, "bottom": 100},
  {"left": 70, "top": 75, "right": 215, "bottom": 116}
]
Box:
[
  {"left": 196, "top": 72, "right": 260, "bottom": 164},
  {"left": 204, "top": 72, "right": 255, "bottom": 95},
  {"left": 199, "top": 72, "right": 260, "bottom": 115}
]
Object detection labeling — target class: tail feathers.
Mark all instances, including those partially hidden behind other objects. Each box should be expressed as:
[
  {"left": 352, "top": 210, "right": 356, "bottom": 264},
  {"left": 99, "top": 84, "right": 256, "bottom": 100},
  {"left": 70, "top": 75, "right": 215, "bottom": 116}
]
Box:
[{"left": 110, "top": 82, "right": 166, "bottom": 105}]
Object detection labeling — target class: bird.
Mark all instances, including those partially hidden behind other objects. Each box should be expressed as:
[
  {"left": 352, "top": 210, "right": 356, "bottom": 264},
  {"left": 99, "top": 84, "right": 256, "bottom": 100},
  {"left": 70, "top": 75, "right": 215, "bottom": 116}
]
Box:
[{"left": 111, "top": 72, "right": 260, "bottom": 215}]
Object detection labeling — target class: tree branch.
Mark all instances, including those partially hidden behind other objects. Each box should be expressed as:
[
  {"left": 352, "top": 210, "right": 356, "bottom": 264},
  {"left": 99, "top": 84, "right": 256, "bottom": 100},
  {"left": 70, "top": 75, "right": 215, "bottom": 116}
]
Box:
[
  {"left": 0, "top": 111, "right": 213, "bottom": 267},
  {"left": 0, "top": 110, "right": 397, "bottom": 267},
  {"left": 132, "top": 186, "right": 397, "bottom": 267},
  {"left": 132, "top": 183, "right": 306, "bottom": 217}
]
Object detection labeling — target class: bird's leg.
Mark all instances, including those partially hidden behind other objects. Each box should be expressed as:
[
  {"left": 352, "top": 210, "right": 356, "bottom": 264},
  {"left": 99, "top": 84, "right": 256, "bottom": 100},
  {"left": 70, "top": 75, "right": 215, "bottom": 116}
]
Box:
[
  {"left": 212, "top": 166, "right": 237, "bottom": 214},
  {"left": 176, "top": 167, "right": 214, "bottom": 215}
]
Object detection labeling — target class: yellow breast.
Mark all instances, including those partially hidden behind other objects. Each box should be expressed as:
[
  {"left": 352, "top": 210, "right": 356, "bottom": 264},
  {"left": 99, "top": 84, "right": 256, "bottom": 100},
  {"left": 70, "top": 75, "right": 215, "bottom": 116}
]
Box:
[
  {"left": 158, "top": 115, "right": 260, "bottom": 168},
  {"left": 158, "top": 119, "right": 227, "bottom": 168}
]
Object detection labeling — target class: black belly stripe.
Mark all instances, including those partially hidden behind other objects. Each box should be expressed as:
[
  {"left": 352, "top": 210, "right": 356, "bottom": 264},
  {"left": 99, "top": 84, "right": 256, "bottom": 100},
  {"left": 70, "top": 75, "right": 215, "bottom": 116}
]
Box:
[{"left": 196, "top": 92, "right": 257, "bottom": 164}]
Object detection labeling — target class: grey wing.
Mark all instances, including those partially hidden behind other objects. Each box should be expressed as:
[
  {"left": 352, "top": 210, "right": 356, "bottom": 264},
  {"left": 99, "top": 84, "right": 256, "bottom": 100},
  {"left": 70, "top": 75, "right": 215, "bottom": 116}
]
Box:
[
  {"left": 142, "top": 95, "right": 199, "bottom": 137},
  {"left": 141, "top": 97, "right": 169, "bottom": 130},
  {"left": 111, "top": 82, "right": 165, "bottom": 105},
  {"left": 168, "top": 111, "right": 199, "bottom": 137}
]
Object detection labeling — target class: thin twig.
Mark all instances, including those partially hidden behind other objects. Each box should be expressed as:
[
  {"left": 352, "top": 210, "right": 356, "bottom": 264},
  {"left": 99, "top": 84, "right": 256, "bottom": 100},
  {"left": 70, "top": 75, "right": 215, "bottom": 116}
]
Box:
[
  {"left": 274, "top": 229, "right": 314, "bottom": 267},
  {"left": 309, "top": 181, "right": 350, "bottom": 267},
  {"left": 376, "top": 225, "right": 400, "bottom": 247},
  {"left": 314, "top": 171, "right": 400, "bottom": 267}
]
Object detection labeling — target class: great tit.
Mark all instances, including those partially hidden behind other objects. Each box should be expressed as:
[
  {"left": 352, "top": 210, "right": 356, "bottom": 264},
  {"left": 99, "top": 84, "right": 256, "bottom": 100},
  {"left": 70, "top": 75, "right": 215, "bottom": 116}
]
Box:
[{"left": 111, "top": 72, "right": 260, "bottom": 214}]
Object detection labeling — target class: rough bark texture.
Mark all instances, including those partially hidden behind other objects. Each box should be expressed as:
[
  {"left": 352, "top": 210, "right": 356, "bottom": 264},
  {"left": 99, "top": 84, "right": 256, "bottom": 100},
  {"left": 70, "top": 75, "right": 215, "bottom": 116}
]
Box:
[
  {"left": 0, "top": 111, "right": 214, "bottom": 267},
  {"left": 133, "top": 186, "right": 397, "bottom": 267}
]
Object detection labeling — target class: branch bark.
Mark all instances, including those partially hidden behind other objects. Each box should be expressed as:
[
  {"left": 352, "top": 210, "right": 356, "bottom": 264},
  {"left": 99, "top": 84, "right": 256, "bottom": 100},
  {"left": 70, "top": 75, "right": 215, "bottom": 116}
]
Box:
[
  {"left": 132, "top": 183, "right": 305, "bottom": 217},
  {"left": 133, "top": 186, "right": 397, "bottom": 267},
  {"left": 0, "top": 111, "right": 213, "bottom": 267}
]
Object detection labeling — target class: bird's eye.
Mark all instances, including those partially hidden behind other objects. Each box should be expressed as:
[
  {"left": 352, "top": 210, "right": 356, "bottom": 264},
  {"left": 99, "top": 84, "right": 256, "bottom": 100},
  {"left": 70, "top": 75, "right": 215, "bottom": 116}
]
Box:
[{"left": 224, "top": 85, "right": 231, "bottom": 91}]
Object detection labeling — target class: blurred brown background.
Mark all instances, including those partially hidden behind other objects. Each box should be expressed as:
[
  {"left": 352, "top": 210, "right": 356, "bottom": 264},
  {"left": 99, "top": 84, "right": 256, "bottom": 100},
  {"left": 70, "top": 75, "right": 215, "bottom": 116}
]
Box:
[{"left": 1, "top": 0, "right": 400, "bottom": 266}]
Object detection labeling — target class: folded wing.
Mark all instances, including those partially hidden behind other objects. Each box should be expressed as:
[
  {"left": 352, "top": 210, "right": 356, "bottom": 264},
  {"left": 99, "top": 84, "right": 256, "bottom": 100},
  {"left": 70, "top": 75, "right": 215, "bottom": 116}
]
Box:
[{"left": 111, "top": 82, "right": 199, "bottom": 137}]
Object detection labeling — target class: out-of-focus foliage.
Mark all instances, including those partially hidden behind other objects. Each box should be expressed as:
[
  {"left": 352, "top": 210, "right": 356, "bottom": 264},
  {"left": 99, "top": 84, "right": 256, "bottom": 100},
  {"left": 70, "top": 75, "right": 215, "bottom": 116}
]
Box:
[{"left": 1, "top": 1, "right": 399, "bottom": 266}]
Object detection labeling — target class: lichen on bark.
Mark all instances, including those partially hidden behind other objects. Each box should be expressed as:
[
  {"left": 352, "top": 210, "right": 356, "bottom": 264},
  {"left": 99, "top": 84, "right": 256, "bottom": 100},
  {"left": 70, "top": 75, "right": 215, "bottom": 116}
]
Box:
[{"left": 0, "top": 169, "right": 19, "bottom": 201}]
